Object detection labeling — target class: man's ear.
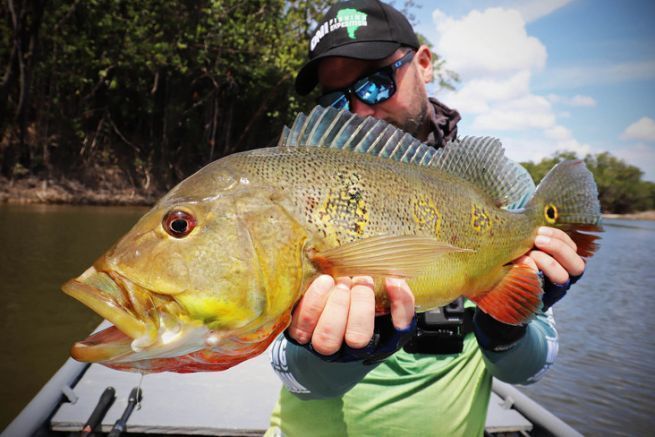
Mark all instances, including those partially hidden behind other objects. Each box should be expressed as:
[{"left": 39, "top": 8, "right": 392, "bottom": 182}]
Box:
[{"left": 415, "top": 45, "right": 433, "bottom": 84}]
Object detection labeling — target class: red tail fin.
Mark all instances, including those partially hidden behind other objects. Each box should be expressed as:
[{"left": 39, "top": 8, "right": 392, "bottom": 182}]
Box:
[{"left": 559, "top": 223, "right": 603, "bottom": 258}]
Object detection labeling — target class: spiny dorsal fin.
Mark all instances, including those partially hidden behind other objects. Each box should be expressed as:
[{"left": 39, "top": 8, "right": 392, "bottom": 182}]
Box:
[
  {"left": 279, "top": 106, "right": 535, "bottom": 209},
  {"left": 432, "top": 136, "right": 536, "bottom": 210},
  {"left": 277, "top": 126, "right": 291, "bottom": 147}
]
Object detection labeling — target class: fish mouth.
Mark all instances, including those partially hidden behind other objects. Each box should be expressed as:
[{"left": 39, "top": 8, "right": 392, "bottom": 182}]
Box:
[
  {"left": 62, "top": 266, "right": 204, "bottom": 364},
  {"left": 66, "top": 324, "right": 135, "bottom": 364}
]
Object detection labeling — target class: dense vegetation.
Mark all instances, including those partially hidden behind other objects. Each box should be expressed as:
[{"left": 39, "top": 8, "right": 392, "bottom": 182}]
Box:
[
  {"left": 1, "top": 1, "right": 335, "bottom": 191},
  {"left": 1, "top": 1, "right": 651, "bottom": 214},
  {"left": 1, "top": 0, "right": 446, "bottom": 195},
  {"left": 522, "top": 152, "right": 655, "bottom": 214}
]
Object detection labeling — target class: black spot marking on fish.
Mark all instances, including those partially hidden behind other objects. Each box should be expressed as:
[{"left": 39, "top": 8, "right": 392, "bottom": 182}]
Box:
[
  {"left": 318, "top": 171, "right": 369, "bottom": 238},
  {"left": 471, "top": 204, "right": 492, "bottom": 232}
]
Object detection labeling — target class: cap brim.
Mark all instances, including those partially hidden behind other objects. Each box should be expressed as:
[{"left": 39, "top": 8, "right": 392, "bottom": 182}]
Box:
[{"left": 295, "top": 41, "right": 401, "bottom": 96}]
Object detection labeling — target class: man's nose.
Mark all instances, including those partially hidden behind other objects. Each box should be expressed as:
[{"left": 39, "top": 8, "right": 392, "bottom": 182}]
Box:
[{"left": 350, "top": 98, "right": 376, "bottom": 117}]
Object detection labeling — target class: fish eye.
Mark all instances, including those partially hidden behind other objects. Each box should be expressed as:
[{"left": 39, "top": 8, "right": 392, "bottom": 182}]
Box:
[
  {"left": 163, "top": 210, "right": 197, "bottom": 238},
  {"left": 544, "top": 203, "right": 558, "bottom": 224}
]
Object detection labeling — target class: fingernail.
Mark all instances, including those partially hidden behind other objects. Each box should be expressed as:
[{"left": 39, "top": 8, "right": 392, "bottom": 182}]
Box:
[
  {"left": 387, "top": 277, "right": 404, "bottom": 288},
  {"left": 334, "top": 283, "right": 351, "bottom": 293},
  {"left": 315, "top": 275, "right": 335, "bottom": 288},
  {"left": 535, "top": 235, "right": 550, "bottom": 245},
  {"left": 352, "top": 276, "right": 374, "bottom": 286}
]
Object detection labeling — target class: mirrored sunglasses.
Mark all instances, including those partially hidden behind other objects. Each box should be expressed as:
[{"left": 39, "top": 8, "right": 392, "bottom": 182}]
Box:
[{"left": 317, "top": 50, "right": 415, "bottom": 111}]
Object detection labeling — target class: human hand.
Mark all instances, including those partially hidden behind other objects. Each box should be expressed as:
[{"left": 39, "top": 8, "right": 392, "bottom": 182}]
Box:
[
  {"left": 287, "top": 275, "right": 416, "bottom": 358},
  {"left": 514, "top": 226, "right": 585, "bottom": 310}
]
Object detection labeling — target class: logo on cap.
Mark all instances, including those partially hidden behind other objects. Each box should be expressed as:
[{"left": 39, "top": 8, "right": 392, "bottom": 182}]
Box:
[{"left": 310, "top": 8, "right": 368, "bottom": 51}]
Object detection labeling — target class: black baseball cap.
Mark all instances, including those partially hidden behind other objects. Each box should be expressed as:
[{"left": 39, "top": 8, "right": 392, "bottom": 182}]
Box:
[{"left": 295, "top": 0, "right": 420, "bottom": 95}]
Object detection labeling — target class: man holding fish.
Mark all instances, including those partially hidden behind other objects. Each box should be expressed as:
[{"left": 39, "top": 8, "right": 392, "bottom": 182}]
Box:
[
  {"left": 60, "top": 0, "right": 600, "bottom": 433},
  {"left": 267, "top": 1, "right": 588, "bottom": 435}
]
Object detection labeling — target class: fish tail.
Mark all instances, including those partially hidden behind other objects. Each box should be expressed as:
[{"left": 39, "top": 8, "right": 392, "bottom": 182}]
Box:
[
  {"left": 470, "top": 161, "right": 602, "bottom": 325},
  {"left": 527, "top": 160, "right": 603, "bottom": 258}
]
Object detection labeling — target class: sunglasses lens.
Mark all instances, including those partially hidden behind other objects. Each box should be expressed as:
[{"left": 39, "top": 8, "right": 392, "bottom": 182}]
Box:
[
  {"left": 354, "top": 72, "right": 395, "bottom": 105},
  {"left": 318, "top": 91, "right": 350, "bottom": 110}
]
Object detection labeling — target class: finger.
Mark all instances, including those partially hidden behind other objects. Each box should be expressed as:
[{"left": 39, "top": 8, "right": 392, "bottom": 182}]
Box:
[
  {"left": 335, "top": 276, "right": 353, "bottom": 288},
  {"left": 312, "top": 282, "right": 352, "bottom": 355},
  {"left": 538, "top": 227, "right": 576, "bottom": 252},
  {"left": 528, "top": 250, "right": 569, "bottom": 285},
  {"left": 385, "top": 278, "right": 416, "bottom": 330},
  {"left": 345, "top": 276, "right": 376, "bottom": 349},
  {"left": 288, "top": 275, "right": 335, "bottom": 344},
  {"left": 534, "top": 233, "right": 585, "bottom": 276},
  {"left": 513, "top": 255, "right": 538, "bottom": 272}
]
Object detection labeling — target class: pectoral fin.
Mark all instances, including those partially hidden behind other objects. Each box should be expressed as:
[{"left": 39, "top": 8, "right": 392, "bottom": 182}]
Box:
[
  {"left": 310, "top": 235, "right": 472, "bottom": 278},
  {"left": 467, "top": 264, "right": 543, "bottom": 325}
]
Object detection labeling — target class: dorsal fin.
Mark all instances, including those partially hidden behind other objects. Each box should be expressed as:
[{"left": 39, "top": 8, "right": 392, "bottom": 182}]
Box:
[
  {"left": 279, "top": 106, "right": 535, "bottom": 209},
  {"left": 432, "top": 136, "right": 535, "bottom": 210}
]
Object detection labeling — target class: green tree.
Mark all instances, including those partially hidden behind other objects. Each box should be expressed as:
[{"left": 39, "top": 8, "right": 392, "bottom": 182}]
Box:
[
  {"left": 584, "top": 152, "right": 652, "bottom": 213},
  {"left": 521, "top": 151, "right": 578, "bottom": 184},
  {"left": 0, "top": 1, "right": 454, "bottom": 198},
  {"left": 1, "top": 1, "right": 333, "bottom": 188}
]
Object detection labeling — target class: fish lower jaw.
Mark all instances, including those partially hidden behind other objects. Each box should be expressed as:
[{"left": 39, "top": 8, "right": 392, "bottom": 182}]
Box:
[
  {"left": 71, "top": 322, "right": 211, "bottom": 364},
  {"left": 112, "top": 324, "right": 211, "bottom": 363},
  {"left": 130, "top": 334, "right": 157, "bottom": 352},
  {"left": 62, "top": 266, "right": 209, "bottom": 361}
]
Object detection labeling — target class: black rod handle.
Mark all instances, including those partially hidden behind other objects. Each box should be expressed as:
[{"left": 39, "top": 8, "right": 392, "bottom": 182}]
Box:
[
  {"left": 107, "top": 387, "right": 143, "bottom": 437},
  {"left": 80, "top": 386, "right": 116, "bottom": 437}
]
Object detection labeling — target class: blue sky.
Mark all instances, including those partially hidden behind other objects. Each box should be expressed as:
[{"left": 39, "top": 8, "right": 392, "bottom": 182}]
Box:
[{"left": 411, "top": 0, "right": 655, "bottom": 181}]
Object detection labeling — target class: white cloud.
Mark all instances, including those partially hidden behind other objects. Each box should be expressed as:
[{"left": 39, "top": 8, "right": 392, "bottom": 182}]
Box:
[
  {"left": 551, "top": 138, "right": 592, "bottom": 157},
  {"left": 621, "top": 117, "right": 655, "bottom": 142},
  {"left": 569, "top": 95, "right": 597, "bottom": 107},
  {"left": 431, "top": 5, "right": 595, "bottom": 165},
  {"left": 547, "top": 94, "right": 597, "bottom": 107},
  {"left": 613, "top": 143, "right": 655, "bottom": 181},
  {"left": 432, "top": 8, "right": 547, "bottom": 79},
  {"left": 540, "top": 60, "right": 655, "bottom": 89},
  {"left": 509, "top": 0, "right": 574, "bottom": 23},
  {"left": 499, "top": 134, "right": 592, "bottom": 165},
  {"left": 444, "top": 71, "right": 531, "bottom": 113},
  {"left": 545, "top": 125, "right": 572, "bottom": 141},
  {"left": 500, "top": 136, "right": 553, "bottom": 163},
  {"left": 473, "top": 95, "right": 555, "bottom": 131}
]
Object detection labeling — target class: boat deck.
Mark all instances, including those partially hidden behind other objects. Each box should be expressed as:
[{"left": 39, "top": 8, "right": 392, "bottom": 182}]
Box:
[{"left": 48, "top": 352, "right": 532, "bottom": 435}]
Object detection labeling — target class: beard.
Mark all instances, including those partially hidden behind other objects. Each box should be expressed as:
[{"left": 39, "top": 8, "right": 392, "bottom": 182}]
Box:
[
  {"left": 391, "top": 67, "right": 431, "bottom": 140},
  {"left": 397, "top": 100, "right": 429, "bottom": 139}
]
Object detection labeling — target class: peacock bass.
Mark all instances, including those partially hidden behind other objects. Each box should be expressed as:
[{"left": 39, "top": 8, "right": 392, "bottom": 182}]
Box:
[{"left": 62, "top": 106, "right": 602, "bottom": 373}]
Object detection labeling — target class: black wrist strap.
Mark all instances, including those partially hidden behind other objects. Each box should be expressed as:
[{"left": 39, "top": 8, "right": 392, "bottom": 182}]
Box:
[
  {"left": 541, "top": 270, "right": 583, "bottom": 312},
  {"left": 473, "top": 309, "right": 528, "bottom": 352}
]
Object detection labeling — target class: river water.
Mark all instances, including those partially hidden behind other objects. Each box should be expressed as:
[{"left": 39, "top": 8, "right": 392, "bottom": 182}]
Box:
[{"left": 1, "top": 204, "right": 654, "bottom": 434}]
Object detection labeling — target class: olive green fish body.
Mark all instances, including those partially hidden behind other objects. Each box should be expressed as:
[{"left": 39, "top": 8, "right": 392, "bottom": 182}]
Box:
[{"left": 222, "top": 146, "right": 538, "bottom": 310}]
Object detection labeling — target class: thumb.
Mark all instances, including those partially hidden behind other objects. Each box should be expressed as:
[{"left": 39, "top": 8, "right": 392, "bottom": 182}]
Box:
[{"left": 384, "top": 278, "right": 416, "bottom": 330}]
